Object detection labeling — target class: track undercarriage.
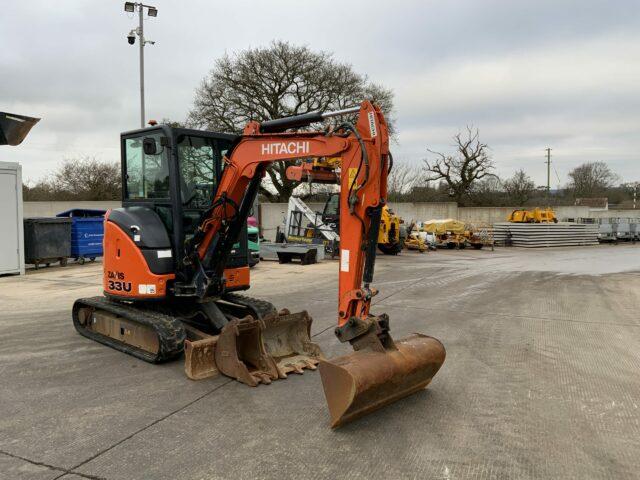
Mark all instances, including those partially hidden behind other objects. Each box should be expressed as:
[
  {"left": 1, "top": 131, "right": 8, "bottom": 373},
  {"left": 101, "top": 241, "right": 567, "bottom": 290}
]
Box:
[{"left": 72, "top": 293, "right": 323, "bottom": 386}]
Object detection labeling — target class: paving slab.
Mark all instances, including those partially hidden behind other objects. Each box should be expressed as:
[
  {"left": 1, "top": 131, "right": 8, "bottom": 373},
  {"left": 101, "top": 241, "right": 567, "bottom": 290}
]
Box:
[
  {"left": 1, "top": 245, "right": 640, "bottom": 479},
  {"left": 0, "top": 452, "right": 62, "bottom": 480}
]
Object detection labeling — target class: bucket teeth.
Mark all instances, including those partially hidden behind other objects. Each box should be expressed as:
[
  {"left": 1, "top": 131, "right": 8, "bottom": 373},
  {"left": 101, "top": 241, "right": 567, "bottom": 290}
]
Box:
[
  {"left": 261, "top": 311, "right": 324, "bottom": 378},
  {"left": 187, "top": 310, "right": 324, "bottom": 387},
  {"left": 214, "top": 317, "right": 280, "bottom": 387}
]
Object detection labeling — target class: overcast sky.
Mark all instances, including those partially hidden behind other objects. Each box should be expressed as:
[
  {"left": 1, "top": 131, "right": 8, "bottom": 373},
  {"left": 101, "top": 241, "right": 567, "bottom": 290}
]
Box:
[{"left": 2, "top": 0, "right": 639, "bottom": 187}]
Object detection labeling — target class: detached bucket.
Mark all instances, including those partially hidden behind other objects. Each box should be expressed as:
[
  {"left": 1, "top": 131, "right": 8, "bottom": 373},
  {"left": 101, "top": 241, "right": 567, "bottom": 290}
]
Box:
[
  {"left": 319, "top": 334, "right": 445, "bottom": 428},
  {"left": 184, "top": 337, "right": 219, "bottom": 380},
  {"left": 261, "top": 310, "right": 324, "bottom": 376},
  {"left": 215, "top": 317, "right": 280, "bottom": 386}
]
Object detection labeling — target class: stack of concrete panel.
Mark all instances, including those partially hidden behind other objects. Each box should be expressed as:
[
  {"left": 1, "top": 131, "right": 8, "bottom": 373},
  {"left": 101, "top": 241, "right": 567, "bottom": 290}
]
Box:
[
  {"left": 492, "top": 225, "right": 510, "bottom": 245},
  {"left": 492, "top": 222, "right": 599, "bottom": 247}
]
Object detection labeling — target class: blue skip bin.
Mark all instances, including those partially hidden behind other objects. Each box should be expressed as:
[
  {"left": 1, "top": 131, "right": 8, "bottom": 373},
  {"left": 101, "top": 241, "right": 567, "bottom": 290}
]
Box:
[{"left": 56, "top": 209, "right": 107, "bottom": 264}]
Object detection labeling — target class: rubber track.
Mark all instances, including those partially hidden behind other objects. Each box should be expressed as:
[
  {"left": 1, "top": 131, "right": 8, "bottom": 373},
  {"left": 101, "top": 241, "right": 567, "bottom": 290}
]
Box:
[
  {"left": 221, "top": 293, "right": 277, "bottom": 319},
  {"left": 72, "top": 296, "right": 186, "bottom": 363}
]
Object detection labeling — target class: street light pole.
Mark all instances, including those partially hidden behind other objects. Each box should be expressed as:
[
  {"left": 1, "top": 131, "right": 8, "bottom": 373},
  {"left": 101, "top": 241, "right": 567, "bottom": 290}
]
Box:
[
  {"left": 124, "top": 2, "right": 157, "bottom": 128},
  {"left": 138, "top": 5, "right": 145, "bottom": 128}
]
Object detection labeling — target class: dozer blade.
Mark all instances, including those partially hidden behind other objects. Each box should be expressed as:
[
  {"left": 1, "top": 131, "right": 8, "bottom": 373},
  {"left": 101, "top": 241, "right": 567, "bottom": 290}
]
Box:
[
  {"left": 319, "top": 334, "right": 445, "bottom": 428},
  {"left": 261, "top": 310, "right": 324, "bottom": 376},
  {"left": 214, "top": 317, "right": 280, "bottom": 386}
]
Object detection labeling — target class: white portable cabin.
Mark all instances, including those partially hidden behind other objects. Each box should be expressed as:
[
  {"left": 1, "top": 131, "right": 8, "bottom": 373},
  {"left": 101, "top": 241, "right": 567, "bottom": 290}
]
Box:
[{"left": 0, "top": 161, "right": 25, "bottom": 275}]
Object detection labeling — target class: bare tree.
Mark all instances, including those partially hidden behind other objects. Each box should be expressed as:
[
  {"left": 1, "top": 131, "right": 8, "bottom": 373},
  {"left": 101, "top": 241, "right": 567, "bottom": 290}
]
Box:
[
  {"left": 423, "top": 127, "right": 494, "bottom": 205},
  {"left": 387, "top": 160, "right": 421, "bottom": 202},
  {"left": 504, "top": 169, "right": 535, "bottom": 206},
  {"left": 188, "top": 41, "right": 394, "bottom": 202},
  {"left": 23, "top": 156, "right": 120, "bottom": 201},
  {"left": 568, "top": 161, "right": 619, "bottom": 198}
]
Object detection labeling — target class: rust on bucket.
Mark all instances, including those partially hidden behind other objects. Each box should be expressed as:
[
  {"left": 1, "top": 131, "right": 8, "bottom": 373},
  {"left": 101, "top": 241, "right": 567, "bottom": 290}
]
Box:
[{"left": 319, "top": 334, "right": 445, "bottom": 428}]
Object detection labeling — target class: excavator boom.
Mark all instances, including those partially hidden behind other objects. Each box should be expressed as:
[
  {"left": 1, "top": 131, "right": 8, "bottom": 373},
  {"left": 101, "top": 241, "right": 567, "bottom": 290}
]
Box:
[{"left": 188, "top": 101, "right": 445, "bottom": 427}]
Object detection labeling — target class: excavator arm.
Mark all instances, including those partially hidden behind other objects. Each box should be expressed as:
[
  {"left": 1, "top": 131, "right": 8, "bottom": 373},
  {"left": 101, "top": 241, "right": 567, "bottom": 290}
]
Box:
[
  {"left": 192, "top": 102, "right": 387, "bottom": 328},
  {"left": 188, "top": 101, "right": 445, "bottom": 427}
]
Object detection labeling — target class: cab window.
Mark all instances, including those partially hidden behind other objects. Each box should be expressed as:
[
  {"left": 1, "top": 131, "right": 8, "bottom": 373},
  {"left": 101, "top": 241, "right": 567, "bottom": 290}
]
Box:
[
  {"left": 125, "top": 134, "right": 170, "bottom": 199},
  {"left": 177, "top": 135, "right": 218, "bottom": 209},
  {"left": 324, "top": 194, "right": 339, "bottom": 217}
]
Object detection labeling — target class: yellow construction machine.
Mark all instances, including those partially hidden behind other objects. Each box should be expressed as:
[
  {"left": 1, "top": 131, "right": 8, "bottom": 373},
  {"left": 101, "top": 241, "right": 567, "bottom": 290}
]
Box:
[
  {"left": 294, "top": 167, "right": 405, "bottom": 254},
  {"left": 403, "top": 222, "right": 428, "bottom": 252},
  {"left": 420, "top": 219, "right": 485, "bottom": 249},
  {"left": 507, "top": 207, "right": 558, "bottom": 223},
  {"left": 377, "top": 205, "right": 403, "bottom": 254},
  {"left": 422, "top": 219, "right": 467, "bottom": 248}
]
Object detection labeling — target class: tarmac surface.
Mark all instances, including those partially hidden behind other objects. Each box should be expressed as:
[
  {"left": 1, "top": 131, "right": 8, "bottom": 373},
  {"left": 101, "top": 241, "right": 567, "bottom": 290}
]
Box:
[{"left": 1, "top": 245, "right": 639, "bottom": 479}]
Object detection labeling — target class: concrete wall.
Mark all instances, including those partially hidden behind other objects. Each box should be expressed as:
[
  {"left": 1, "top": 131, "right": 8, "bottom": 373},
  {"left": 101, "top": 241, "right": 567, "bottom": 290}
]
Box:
[
  {"left": 258, "top": 201, "right": 640, "bottom": 239},
  {"left": 24, "top": 201, "right": 640, "bottom": 238},
  {"left": 387, "top": 202, "right": 458, "bottom": 222},
  {"left": 457, "top": 206, "right": 640, "bottom": 224},
  {"left": 258, "top": 202, "right": 325, "bottom": 239},
  {"left": 457, "top": 206, "right": 596, "bottom": 224},
  {"left": 583, "top": 209, "right": 640, "bottom": 220},
  {"left": 24, "top": 201, "right": 121, "bottom": 218}
]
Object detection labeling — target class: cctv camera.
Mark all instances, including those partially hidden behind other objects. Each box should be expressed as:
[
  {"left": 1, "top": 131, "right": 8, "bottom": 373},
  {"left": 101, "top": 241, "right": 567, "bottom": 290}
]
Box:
[{"left": 127, "top": 33, "right": 135, "bottom": 45}]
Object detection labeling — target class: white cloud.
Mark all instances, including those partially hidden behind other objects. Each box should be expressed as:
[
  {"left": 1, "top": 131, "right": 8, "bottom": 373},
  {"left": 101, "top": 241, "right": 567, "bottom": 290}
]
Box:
[{"left": 2, "top": 0, "right": 639, "bottom": 187}]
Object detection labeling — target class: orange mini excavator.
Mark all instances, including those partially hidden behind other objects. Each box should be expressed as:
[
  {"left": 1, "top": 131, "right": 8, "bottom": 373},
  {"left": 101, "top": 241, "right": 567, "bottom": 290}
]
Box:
[{"left": 73, "top": 101, "right": 445, "bottom": 427}]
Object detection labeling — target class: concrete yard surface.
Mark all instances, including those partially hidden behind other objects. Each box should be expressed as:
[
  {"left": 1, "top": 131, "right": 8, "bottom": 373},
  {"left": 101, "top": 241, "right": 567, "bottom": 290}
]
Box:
[{"left": 1, "top": 245, "right": 639, "bottom": 479}]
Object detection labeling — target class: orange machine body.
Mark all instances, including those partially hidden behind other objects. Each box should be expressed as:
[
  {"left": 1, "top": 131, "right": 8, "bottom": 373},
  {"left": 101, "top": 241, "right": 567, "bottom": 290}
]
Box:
[
  {"left": 102, "top": 218, "right": 174, "bottom": 300},
  {"left": 102, "top": 216, "right": 249, "bottom": 301}
]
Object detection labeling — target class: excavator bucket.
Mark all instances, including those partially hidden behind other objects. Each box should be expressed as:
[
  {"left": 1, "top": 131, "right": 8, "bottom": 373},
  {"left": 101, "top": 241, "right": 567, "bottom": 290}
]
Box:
[
  {"left": 214, "top": 317, "right": 280, "bottom": 386},
  {"left": 319, "top": 333, "right": 445, "bottom": 428},
  {"left": 184, "top": 337, "right": 219, "bottom": 380},
  {"left": 0, "top": 112, "right": 40, "bottom": 146},
  {"left": 261, "top": 310, "right": 324, "bottom": 376}
]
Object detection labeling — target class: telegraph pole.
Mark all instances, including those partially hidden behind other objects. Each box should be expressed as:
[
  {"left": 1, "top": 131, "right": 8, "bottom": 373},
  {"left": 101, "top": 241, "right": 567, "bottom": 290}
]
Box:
[{"left": 545, "top": 148, "right": 552, "bottom": 201}]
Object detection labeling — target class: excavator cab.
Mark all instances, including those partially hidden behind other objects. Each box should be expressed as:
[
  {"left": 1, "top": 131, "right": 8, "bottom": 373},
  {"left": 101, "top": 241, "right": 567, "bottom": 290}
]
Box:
[{"left": 118, "top": 126, "right": 250, "bottom": 291}]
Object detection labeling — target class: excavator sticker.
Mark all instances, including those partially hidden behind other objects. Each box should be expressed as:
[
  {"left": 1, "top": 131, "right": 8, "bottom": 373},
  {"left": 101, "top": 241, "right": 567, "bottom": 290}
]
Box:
[
  {"left": 107, "top": 270, "right": 132, "bottom": 293},
  {"left": 347, "top": 168, "right": 360, "bottom": 189},
  {"left": 368, "top": 111, "right": 377, "bottom": 138},
  {"left": 138, "top": 284, "right": 157, "bottom": 295},
  {"left": 340, "top": 249, "right": 350, "bottom": 272},
  {"left": 260, "top": 141, "right": 310, "bottom": 156},
  {"left": 108, "top": 280, "right": 132, "bottom": 293}
]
